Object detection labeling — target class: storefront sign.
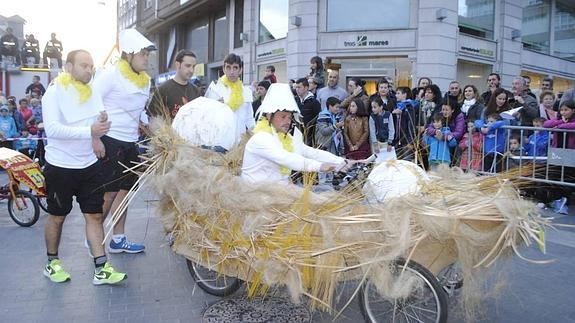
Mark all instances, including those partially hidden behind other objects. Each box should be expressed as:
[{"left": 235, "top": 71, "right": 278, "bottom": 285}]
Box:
[
  {"left": 257, "top": 48, "right": 285, "bottom": 59},
  {"left": 344, "top": 35, "right": 389, "bottom": 48},
  {"left": 458, "top": 35, "right": 496, "bottom": 60},
  {"left": 460, "top": 46, "right": 494, "bottom": 57}
]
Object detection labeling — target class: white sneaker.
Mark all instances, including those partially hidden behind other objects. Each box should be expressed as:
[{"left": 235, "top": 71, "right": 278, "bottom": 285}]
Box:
[{"left": 536, "top": 202, "right": 546, "bottom": 209}]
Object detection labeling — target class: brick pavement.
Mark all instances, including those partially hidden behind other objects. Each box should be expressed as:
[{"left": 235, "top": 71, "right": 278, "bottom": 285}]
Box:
[{"left": 0, "top": 181, "right": 574, "bottom": 323}]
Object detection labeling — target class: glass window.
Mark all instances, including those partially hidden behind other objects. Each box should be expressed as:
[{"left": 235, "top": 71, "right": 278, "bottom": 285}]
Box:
[
  {"left": 214, "top": 13, "right": 229, "bottom": 62},
  {"left": 327, "top": 0, "right": 409, "bottom": 31},
  {"left": 234, "top": 0, "right": 244, "bottom": 48},
  {"left": 186, "top": 19, "right": 209, "bottom": 64},
  {"left": 258, "top": 61, "right": 287, "bottom": 83},
  {"left": 458, "top": 0, "right": 495, "bottom": 39},
  {"left": 457, "top": 60, "right": 493, "bottom": 94},
  {"left": 259, "top": 0, "right": 288, "bottom": 43},
  {"left": 328, "top": 57, "right": 412, "bottom": 90},
  {"left": 555, "top": 76, "right": 574, "bottom": 94},
  {"left": 554, "top": 0, "right": 575, "bottom": 61},
  {"left": 522, "top": 0, "right": 551, "bottom": 53}
]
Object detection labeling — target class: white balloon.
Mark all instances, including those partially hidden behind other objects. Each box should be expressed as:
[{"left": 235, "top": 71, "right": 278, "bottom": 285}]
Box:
[
  {"left": 172, "top": 97, "right": 237, "bottom": 150},
  {"left": 363, "top": 160, "right": 429, "bottom": 203}
]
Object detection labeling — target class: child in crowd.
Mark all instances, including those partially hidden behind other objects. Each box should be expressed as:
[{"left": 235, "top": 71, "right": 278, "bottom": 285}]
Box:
[
  {"left": 503, "top": 135, "right": 524, "bottom": 170},
  {"left": 308, "top": 56, "right": 325, "bottom": 89},
  {"left": 392, "top": 86, "right": 418, "bottom": 161},
  {"left": 343, "top": 98, "right": 371, "bottom": 160},
  {"left": 13, "top": 128, "right": 38, "bottom": 158},
  {"left": 481, "top": 113, "right": 507, "bottom": 173},
  {"left": 543, "top": 101, "right": 575, "bottom": 214},
  {"left": 524, "top": 117, "right": 549, "bottom": 158},
  {"left": 369, "top": 97, "right": 395, "bottom": 154},
  {"left": 423, "top": 113, "right": 457, "bottom": 171},
  {"left": 315, "top": 97, "right": 344, "bottom": 156},
  {"left": 0, "top": 105, "right": 18, "bottom": 149},
  {"left": 459, "top": 121, "right": 483, "bottom": 171},
  {"left": 264, "top": 65, "right": 277, "bottom": 83}
]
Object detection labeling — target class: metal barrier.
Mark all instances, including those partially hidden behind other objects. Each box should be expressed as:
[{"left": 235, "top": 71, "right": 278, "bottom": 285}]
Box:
[{"left": 465, "top": 125, "right": 575, "bottom": 187}]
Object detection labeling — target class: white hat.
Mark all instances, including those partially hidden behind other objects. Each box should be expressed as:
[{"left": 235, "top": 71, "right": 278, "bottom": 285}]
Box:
[
  {"left": 257, "top": 83, "right": 300, "bottom": 118},
  {"left": 118, "top": 29, "right": 156, "bottom": 54}
]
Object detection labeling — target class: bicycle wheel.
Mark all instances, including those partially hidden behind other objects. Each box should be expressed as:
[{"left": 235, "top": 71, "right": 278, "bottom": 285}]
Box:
[
  {"left": 186, "top": 259, "right": 242, "bottom": 297},
  {"left": 359, "top": 258, "right": 448, "bottom": 323},
  {"left": 37, "top": 196, "right": 49, "bottom": 213},
  {"left": 8, "top": 190, "right": 40, "bottom": 227}
]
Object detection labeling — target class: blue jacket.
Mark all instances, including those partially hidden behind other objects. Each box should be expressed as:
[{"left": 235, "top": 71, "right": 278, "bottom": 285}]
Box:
[
  {"left": 424, "top": 128, "right": 457, "bottom": 163},
  {"left": 14, "top": 135, "right": 38, "bottom": 152},
  {"left": 0, "top": 114, "right": 18, "bottom": 139},
  {"left": 475, "top": 120, "right": 507, "bottom": 154},
  {"left": 524, "top": 130, "right": 549, "bottom": 157}
]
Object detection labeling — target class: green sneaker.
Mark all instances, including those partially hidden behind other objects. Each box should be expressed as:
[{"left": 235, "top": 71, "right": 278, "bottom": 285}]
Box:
[
  {"left": 43, "top": 259, "right": 71, "bottom": 283},
  {"left": 92, "top": 263, "right": 127, "bottom": 285}
]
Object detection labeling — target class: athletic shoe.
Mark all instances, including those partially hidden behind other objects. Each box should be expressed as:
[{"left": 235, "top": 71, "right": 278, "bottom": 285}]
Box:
[
  {"left": 43, "top": 259, "right": 71, "bottom": 283},
  {"left": 557, "top": 205, "right": 569, "bottom": 215},
  {"left": 92, "top": 263, "right": 127, "bottom": 285},
  {"left": 552, "top": 197, "right": 568, "bottom": 214},
  {"left": 108, "top": 237, "right": 145, "bottom": 254},
  {"left": 84, "top": 239, "right": 94, "bottom": 258}
]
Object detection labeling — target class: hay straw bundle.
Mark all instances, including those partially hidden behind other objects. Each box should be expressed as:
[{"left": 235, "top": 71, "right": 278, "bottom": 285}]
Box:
[{"left": 121, "top": 118, "right": 549, "bottom": 319}]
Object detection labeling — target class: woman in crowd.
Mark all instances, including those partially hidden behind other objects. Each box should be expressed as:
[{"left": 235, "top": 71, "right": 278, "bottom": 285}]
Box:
[
  {"left": 460, "top": 84, "right": 485, "bottom": 123},
  {"left": 343, "top": 98, "right": 371, "bottom": 160},
  {"left": 538, "top": 91, "right": 558, "bottom": 120},
  {"left": 475, "top": 87, "right": 511, "bottom": 125},
  {"left": 340, "top": 77, "right": 370, "bottom": 113},
  {"left": 308, "top": 56, "right": 325, "bottom": 89},
  {"left": 412, "top": 77, "right": 432, "bottom": 100},
  {"left": 418, "top": 84, "right": 443, "bottom": 131}
]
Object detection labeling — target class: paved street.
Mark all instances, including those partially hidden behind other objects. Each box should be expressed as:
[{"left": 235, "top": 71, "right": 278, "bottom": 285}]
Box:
[{"left": 0, "top": 179, "right": 574, "bottom": 323}]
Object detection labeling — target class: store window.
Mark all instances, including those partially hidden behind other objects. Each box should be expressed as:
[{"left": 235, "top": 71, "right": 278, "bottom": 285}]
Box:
[
  {"left": 259, "top": 0, "right": 288, "bottom": 43},
  {"left": 214, "top": 13, "right": 229, "bottom": 62},
  {"left": 257, "top": 61, "right": 287, "bottom": 83},
  {"left": 186, "top": 19, "right": 209, "bottom": 64},
  {"left": 555, "top": 76, "right": 574, "bottom": 94},
  {"left": 522, "top": 0, "right": 551, "bottom": 54},
  {"left": 327, "top": 0, "right": 409, "bottom": 31},
  {"left": 234, "top": 0, "right": 244, "bottom": 48},
  {"left": 456, "top": 60, "right": 493, "bottom": 94},
  {"left": 328, "top": 57, "right": 412, "bottom": 92},
  {"left": 458, "top": 0, "right": 495, "bottom": 39},
  {"left": 554, "top": 0, "right": 575, "bottom": 61}
]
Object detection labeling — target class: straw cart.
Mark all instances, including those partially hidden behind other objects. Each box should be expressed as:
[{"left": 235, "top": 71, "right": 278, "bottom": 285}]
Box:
[{"left": 114, "top": 105, "right": 548, "bottom": 323}]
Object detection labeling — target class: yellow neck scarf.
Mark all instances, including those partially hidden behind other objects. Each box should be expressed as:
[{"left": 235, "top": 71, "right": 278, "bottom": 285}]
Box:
[
  {"left": 118, "top": 59, "right": 150, "bottom": 89},
  {"left": 219, "top": 75, "right": 244, "bottom": 111},
  {"left": 56, "top": 72, "right": 92, "bottom": 104},
  {"left": 253, "top": 118, "right": 294, "bottom": 175}
]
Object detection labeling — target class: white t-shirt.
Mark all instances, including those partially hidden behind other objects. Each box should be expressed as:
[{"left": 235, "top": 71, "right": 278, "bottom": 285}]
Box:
[
  {"left": 241, "top": 128, "right": 344, "bottom": 184},
  {"left": 205, "top": 81, "right": 255, "bottom": 141},
  {"left": 92, "top": 64, "right": 150, "bottom": 142},
  {"left": 42, "top": 80, "right": 103, "bottom": 169}
]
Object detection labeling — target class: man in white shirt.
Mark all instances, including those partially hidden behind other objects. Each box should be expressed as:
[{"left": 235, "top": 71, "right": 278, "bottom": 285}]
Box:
[
  {"left": 42, "top": 49, "right": 127, "bottom": 285},
  {"left": 205, "top": 53, "right": 255, "bottom": 142},
  {"left": 241, "top": 83, "right": 347, "bottom": 185},
  {"left": 92, "top": 29, "right": 155, "bottom": 253}
]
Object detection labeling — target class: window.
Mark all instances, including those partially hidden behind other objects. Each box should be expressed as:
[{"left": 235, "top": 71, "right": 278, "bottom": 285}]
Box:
[
  {"left": 214, "top": 13, "right": 229, "bottom": 62},
  {"left": 457, "top": 60, "right": 493, "bottom": 93},
  {"left": 554, "top": 0, "right": 575, "bottom": 61},
  {"left": 145, "top": 0, "right": 152, "bottom": 9},
  {"left": 186, "top": 19, "right": 209, "bottom": 64},
  {"left": 522, "top": 0, "right": 551, "bottom": 53},
  {"left": 234, "top": 0, "right": 244, "bottom": 48},
  {"left": 118, "top": 0, "right": 137, "bottom": 29},
  {"left": 258, "top": 0, "right": 288, "bottom": 43},
  {"left": 458, "top": 0, "right": 495, "bottom": 39},
  {"left": 327, "top": 0, "right": 409, "bottom": 31},
  {"left": 258, "top": 61, "right": 287, "bottom": 82}
]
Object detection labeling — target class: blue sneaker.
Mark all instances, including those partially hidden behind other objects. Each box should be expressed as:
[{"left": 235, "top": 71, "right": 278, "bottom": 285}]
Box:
[
  {"left": 108, "top": 237, "right": 145, "bottom": 254},
  {"left": 552, "top": 197, "right": 568, "bottom": 214}
]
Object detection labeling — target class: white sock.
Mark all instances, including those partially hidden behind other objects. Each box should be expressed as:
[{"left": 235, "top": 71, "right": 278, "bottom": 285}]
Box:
[{"left": 112, "top": 234, "right": 126, "bottom": 243}]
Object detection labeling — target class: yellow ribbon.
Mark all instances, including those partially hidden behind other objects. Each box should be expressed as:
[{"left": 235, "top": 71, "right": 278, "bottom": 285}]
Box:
[
  {"left": 56, "top": 72, "right": 92, "bottom": 104},
  {"left": 118, "top": 58, "right": 150, "bottom": 89},
  {"left": 253, "top": 118, "right": 294, "bottom": 175},
  {"left": 219, "top": 75, "right": 244, "bottom": 111}
]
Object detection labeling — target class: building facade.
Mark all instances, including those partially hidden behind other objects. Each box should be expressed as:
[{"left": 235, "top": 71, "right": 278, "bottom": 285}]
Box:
[{"left": 125, "top": 0, "right": 575, "bottom": 95}]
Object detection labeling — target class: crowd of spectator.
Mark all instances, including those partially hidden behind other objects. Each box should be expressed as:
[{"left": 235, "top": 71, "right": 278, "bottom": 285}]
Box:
[
  {"left": 248, "top": 56, "right": 575, "bottom": 214},
  {"left": 0, "top": 75, "right": 45, "bottom": 162},
  {"left": 1, "top": 28, "right": 63, "bottom": 68}
]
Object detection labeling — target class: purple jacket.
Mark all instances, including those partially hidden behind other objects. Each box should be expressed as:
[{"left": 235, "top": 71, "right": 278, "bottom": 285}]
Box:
[
  {"left": 426, "top": 112, "right": 466, "bottom": 142},
  {"left": 543, "top": 118, "right": 575, "bottom": 149}
]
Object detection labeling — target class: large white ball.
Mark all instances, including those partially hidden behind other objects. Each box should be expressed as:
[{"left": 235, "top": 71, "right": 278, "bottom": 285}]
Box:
[
  {"left": 172, "top": 97, "right": 237, "bottom": 150},
  {"left": 363, "top": 160, "right": 429, "bottom": 203}
]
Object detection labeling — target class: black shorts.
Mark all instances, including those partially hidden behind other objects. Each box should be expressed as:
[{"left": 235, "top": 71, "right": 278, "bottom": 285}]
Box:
[
  {"left": 44, "top": 162, "right": 104, "bottom": 216},
  {"left": 100, "top": 136, "right": 139, "bottom": 192}
]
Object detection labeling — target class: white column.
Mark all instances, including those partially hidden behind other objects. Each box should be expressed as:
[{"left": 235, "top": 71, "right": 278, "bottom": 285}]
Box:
[
  {"left": 286, "top": 0, "right": 319, "bottom": 80},
  {"left": 415, "top": 0, "right": 459, "bottom": 91}
]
